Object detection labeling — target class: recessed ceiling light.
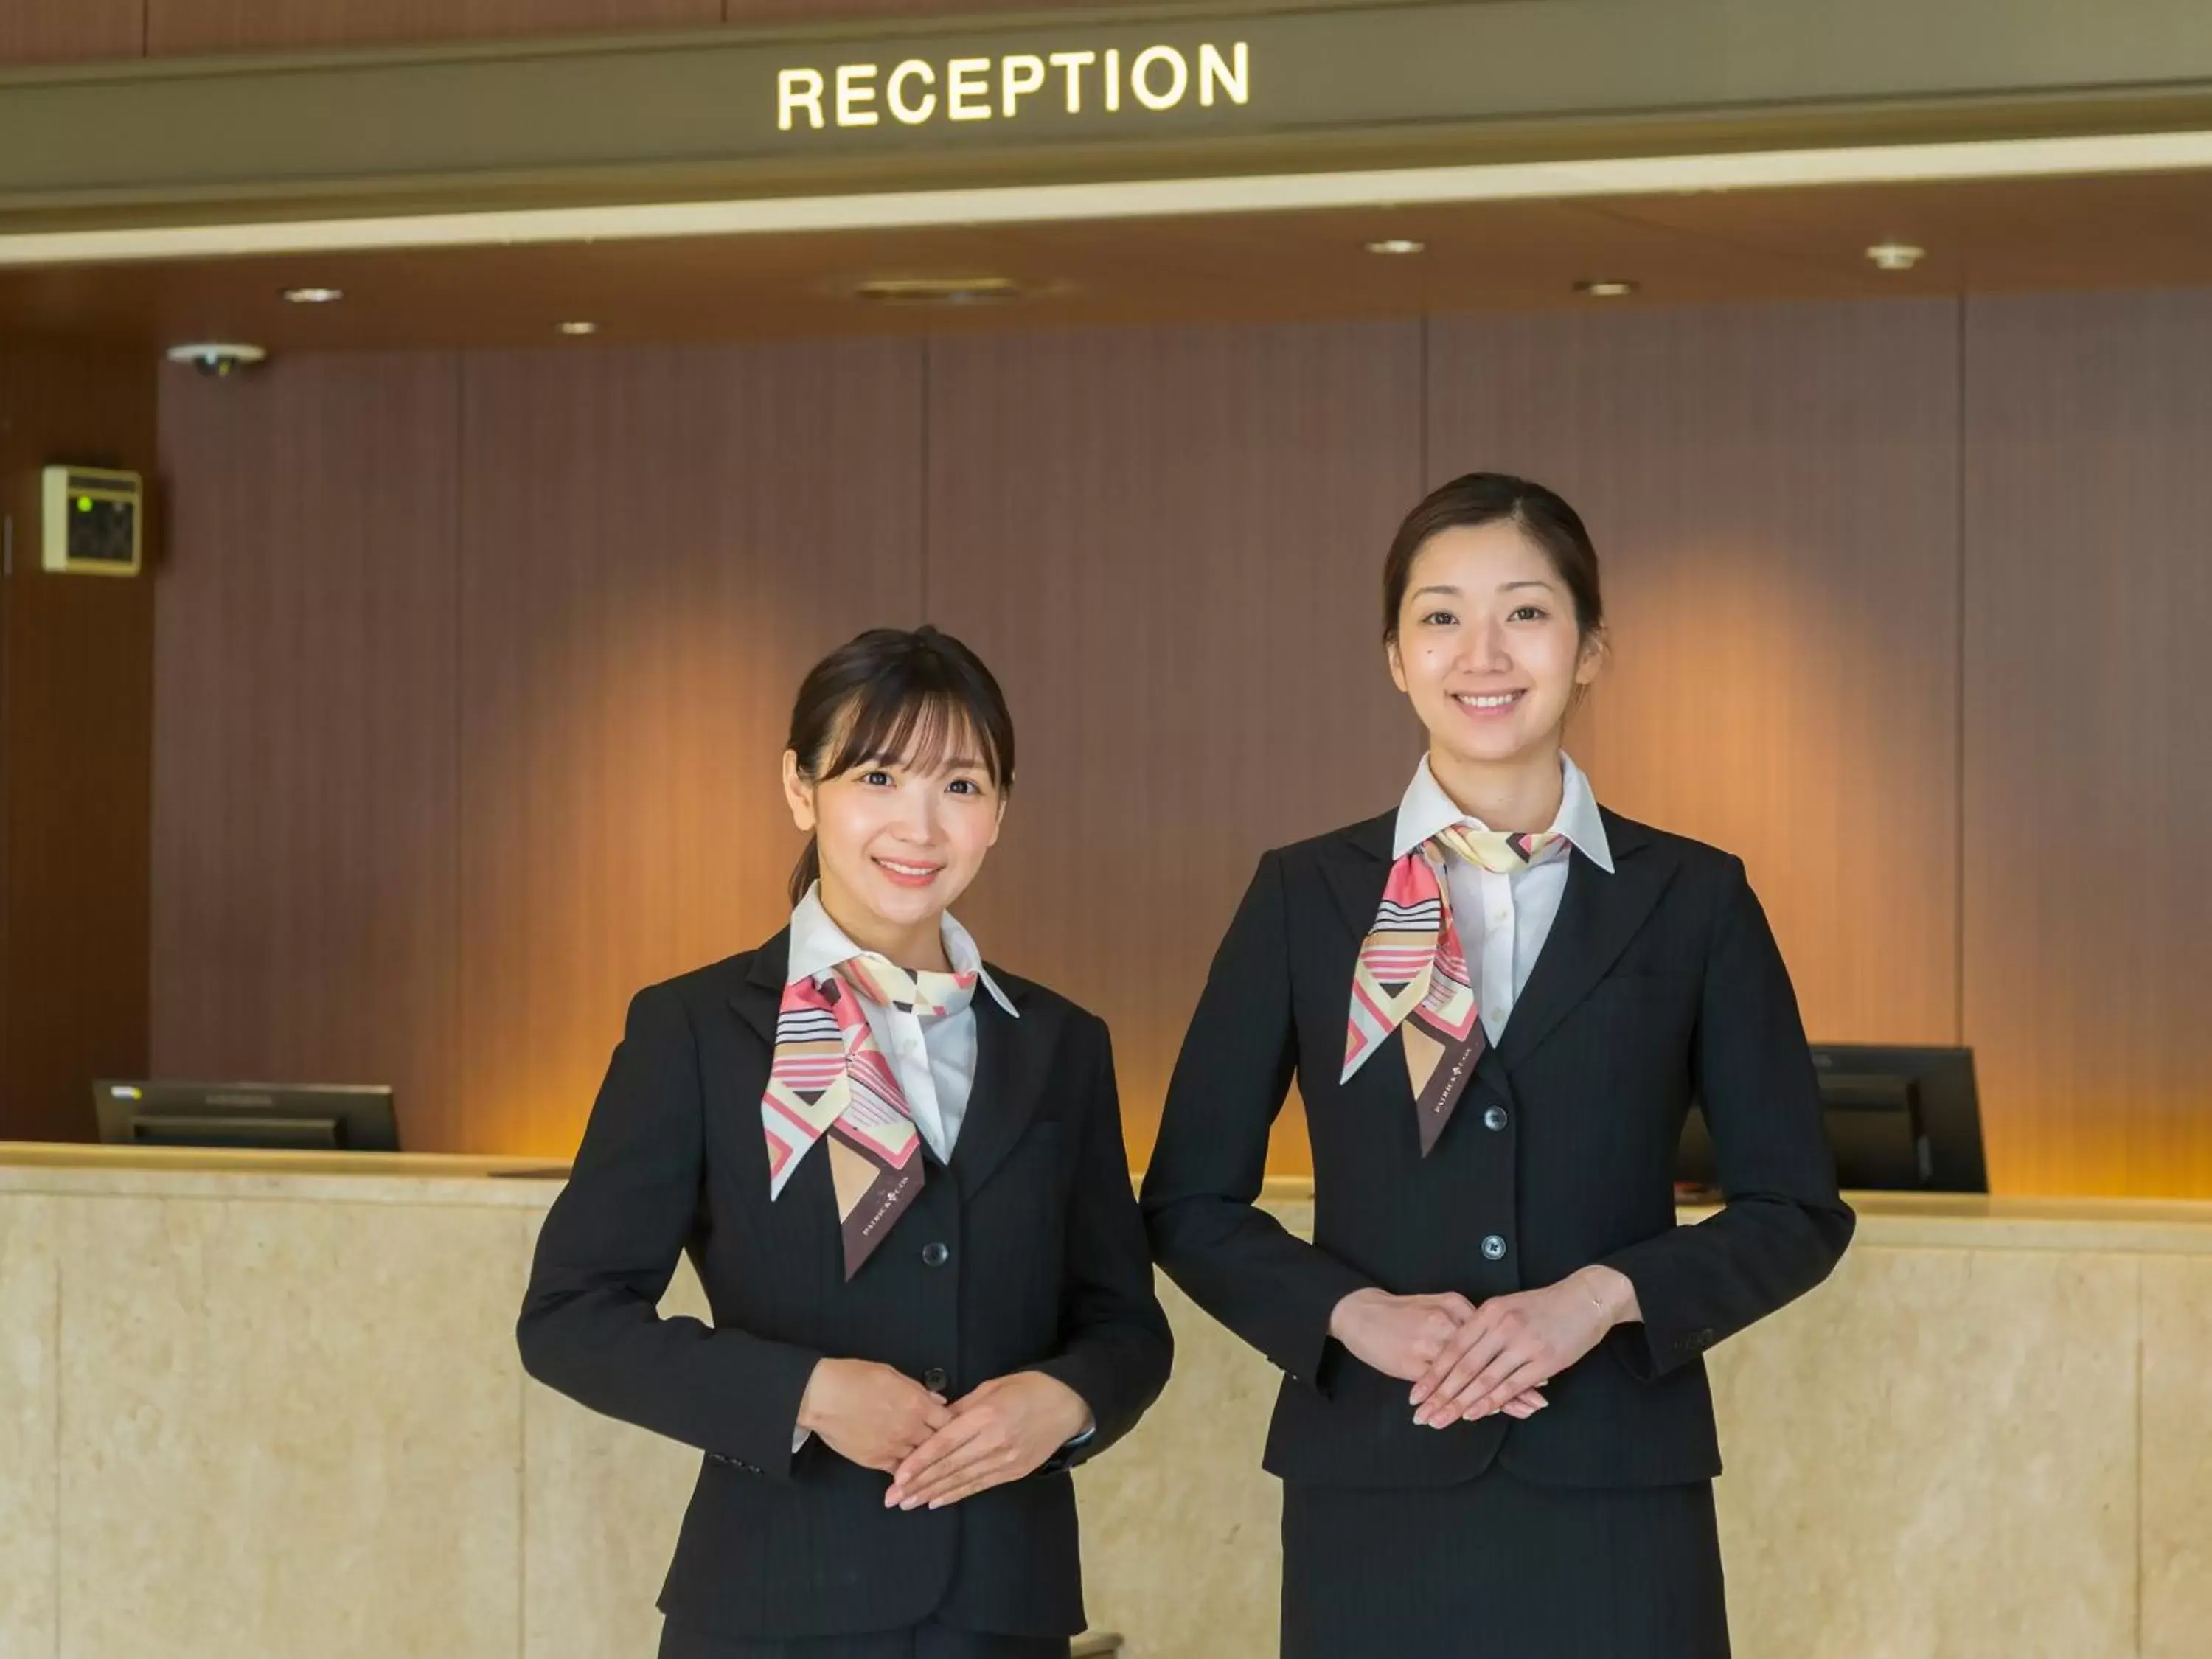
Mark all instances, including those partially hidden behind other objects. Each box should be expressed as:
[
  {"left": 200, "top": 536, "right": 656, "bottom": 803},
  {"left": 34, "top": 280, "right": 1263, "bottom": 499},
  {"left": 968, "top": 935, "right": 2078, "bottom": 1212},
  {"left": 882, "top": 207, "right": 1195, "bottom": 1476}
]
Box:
[
  {"left": 852, "top": 276, "right": 1024, "bottom": 306},
  {"left": 555, "top": 320, "right": 599, "bottom": 335},
  {"left": 1574, "top": 278, "right": 1638, "bottom": 298},
  {"left": 1865, "top": 242, "right": 1927, "bottom": 271},
  {"left": 1365, "top": 238, "right": 1426, "bottom": 256},
  {"left": 282, "top": 285, "right": 344, "bottom": 305}
]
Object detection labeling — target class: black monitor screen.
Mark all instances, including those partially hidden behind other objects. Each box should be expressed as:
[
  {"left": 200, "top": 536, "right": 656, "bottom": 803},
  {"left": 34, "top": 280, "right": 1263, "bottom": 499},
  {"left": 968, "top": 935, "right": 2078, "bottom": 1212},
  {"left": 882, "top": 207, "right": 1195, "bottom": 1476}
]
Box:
[
  {"left": 93, "top": 1082, "right": 400, "bottom": 1153},
  {"left": 1676, "top": 1045, "right": 1985, "bottom": 1193}
]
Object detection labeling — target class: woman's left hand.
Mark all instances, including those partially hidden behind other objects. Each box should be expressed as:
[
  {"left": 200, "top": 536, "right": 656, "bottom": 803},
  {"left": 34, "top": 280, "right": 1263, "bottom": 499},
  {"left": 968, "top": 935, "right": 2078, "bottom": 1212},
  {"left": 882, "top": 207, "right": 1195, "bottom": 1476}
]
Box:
[
  {"left": 885, "top": 1371, "right": 1094, "bottom": 1509},
  {"left": 1408, "top": 1266, "right": 1640, "bottom": 1428}
]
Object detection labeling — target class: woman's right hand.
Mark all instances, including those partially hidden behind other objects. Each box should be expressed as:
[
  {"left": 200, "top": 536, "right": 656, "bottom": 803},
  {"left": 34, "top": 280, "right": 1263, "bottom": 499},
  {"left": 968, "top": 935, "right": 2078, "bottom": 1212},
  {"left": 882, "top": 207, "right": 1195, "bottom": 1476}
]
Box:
[
  {"left": 1326, "top": 1289, "right": 1547, "bottom": 1419},
  {"left": 796, "top": 1358, "right": 955, "bottom": 1472}
]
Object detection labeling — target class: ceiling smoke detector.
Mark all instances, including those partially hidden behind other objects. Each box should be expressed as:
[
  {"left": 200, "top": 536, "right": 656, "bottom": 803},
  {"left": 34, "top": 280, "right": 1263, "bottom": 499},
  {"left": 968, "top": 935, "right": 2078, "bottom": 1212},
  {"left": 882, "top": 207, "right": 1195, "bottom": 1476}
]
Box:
[{"left": 165, "top": 341, "right": 268, "bottom": 377}]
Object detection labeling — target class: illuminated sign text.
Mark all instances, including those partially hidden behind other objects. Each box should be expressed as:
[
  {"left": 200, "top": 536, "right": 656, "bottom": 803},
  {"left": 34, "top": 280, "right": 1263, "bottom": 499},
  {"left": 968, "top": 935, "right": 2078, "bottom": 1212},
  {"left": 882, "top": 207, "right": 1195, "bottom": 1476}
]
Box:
[{"left": 776, "top": 41, "right": 1251, "bottom": 131}]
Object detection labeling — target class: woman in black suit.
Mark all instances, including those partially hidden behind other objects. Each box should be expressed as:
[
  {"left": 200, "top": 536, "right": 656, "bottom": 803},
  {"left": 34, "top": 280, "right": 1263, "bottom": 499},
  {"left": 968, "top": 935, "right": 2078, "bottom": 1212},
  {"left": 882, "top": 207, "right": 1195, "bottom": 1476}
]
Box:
[
  {"left": 1141, "top": 474, "right": 1854, "bottom": 1658},
  {"left": 520, "top": 625, "right": 1172, "bottom": 1659}
]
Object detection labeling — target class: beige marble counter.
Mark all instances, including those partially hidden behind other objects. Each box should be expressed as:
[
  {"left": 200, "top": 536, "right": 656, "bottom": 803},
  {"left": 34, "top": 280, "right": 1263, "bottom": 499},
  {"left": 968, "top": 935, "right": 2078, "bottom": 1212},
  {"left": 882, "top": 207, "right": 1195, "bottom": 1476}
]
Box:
[
  {"left": 0, "top": 1141, "right": 567, "bottom": 1205},
  {"left": 2, "top": 1146, "right": 2206, "bottom": 1658}
]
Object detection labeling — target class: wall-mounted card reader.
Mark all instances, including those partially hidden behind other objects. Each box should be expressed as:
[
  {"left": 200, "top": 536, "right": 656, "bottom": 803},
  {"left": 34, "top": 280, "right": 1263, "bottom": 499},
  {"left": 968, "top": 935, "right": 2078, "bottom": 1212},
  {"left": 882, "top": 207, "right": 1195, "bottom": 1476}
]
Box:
[{"left": 41, "top": 465, "right": 143, "bottom": 576}]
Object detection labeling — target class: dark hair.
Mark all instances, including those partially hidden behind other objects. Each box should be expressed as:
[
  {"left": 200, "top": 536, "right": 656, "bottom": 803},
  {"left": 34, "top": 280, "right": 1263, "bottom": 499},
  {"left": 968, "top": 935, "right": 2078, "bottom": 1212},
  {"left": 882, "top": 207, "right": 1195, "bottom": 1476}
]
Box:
[
  {"left": 1381, "top": 473, "right": 1604, "bottom": 643},
  {"left": 785, "top": 625, "right": 1016, "bottom": 906}
]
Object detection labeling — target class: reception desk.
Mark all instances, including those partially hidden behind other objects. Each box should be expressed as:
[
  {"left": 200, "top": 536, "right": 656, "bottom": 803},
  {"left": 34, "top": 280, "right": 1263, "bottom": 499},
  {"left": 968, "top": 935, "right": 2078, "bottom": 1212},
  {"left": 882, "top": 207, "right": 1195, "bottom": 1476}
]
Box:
[{"left": 2, "top": 1144, "right": 2206, "bottom": 1659}]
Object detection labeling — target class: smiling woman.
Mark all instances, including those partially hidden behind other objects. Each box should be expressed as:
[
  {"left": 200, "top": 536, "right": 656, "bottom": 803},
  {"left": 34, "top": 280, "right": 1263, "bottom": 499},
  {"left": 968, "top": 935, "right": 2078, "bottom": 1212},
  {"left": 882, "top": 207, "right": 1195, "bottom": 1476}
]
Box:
[
  {"left": 1141, "top": 473, "right": 1854, "bottom": 1659},
  {"left": 517, "top": 624, "right": 1172, "bottom": 1659},
  {"left": 778, "top": 625, "right": 1016, "bottom": 927}
]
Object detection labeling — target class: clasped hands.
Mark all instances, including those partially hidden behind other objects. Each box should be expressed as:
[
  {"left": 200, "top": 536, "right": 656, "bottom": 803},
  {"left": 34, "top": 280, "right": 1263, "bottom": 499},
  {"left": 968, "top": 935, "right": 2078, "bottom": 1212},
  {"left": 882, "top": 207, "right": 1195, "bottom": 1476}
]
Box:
[
  {"left": 796, "top": 1358, "right": 1093, "bottom": 1510},
  {"left": 1328, "top": 1267, "right": 1638, "bottom": 1428}
]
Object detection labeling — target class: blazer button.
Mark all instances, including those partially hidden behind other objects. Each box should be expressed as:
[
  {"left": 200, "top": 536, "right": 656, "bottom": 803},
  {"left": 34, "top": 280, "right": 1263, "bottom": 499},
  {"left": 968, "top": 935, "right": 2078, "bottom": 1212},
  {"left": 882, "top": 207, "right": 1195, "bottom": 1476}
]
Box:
[
  {"left": 1481, "top": 1234, "right": 1508, "bottom": 1261},
  {"left": 921, "top": 1241, "right": 951, "bottom": 1267},
  {"left": 922, "top": 1367, "right": 950, "bottom": 1394},
  {"left": 1481, "top": 1105, "right": 1509, "bottom": 1132}
]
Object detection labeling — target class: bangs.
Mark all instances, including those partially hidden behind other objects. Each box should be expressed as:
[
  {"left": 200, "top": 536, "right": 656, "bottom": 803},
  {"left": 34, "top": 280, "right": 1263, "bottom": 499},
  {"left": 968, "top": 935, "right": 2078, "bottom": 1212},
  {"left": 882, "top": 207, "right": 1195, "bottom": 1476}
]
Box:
[{"left": 819, "top": 678, "right": 1009, "bottom": 789}]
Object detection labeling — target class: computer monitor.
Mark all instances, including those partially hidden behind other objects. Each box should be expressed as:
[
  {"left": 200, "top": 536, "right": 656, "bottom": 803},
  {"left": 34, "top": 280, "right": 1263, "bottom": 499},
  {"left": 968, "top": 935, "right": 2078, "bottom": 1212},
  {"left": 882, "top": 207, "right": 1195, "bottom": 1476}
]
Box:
[
  {"left": 1675, "top": 1045, "right": 1986, "bottom": 1194},
  {"left": 93, "top": 1081, "right": 401, "bottom": 1152}
]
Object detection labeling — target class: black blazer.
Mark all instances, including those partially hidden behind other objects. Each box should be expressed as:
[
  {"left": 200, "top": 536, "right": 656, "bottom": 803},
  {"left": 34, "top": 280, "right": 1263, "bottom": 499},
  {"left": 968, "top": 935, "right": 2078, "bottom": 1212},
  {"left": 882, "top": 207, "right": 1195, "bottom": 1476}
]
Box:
[
  {"left": 1141, "top": 807, "right": 1854, "bottom": 1492},
  {"left": 517, "top": 935, "right": 1172, "bottom": 1642}
]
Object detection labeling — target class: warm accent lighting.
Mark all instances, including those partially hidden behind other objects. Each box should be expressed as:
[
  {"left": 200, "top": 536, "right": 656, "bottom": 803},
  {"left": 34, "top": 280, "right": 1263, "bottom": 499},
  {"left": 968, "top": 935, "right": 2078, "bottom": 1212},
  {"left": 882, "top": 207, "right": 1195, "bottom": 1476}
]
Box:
[
  {"left": 1866, "top": 241, "right": 1927, "bottom": 271},
  {"left": 555, "top": 320, "right": 599, "bottom": 335},
  {"left": 282, "top": 285, "right": 344, "bottom": 304},
  {"left": 1365, "top": 237, "right": 1426, "bottom": 255},
  {"left": 852, "top": 275, "right": 1024, "bottom": 305},
  {"left": 1575, "top": 278, "right": 1638, "bottom": 298},
  {"left": 12, "top": 131, "right": 2212, "bottom": 267}
]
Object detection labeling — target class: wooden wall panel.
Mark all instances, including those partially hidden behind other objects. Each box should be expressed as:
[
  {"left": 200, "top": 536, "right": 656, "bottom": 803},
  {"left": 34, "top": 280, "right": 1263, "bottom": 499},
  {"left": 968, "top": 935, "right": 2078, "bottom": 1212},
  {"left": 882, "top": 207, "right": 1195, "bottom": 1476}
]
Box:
[
  {"left": 456, "top": 340, "right": 924, "bottom": 1157},
  {"left": 150, "top": 355, "right": 462, "bottom": 1150},
  {"left": 1964, "top": 291, "right": 2212, "bottom": 1197},
  {"left": 0, "top": 343, "right": 157, "bottom": 1141},
  {"left": 0, "top": 0, "right": 141, "bottom": 64},
  {"left": 147, "top": 0, "right": 712, "bottom": 57},
  {"left": 1426, "top": 300, "right": 1964, "bottom": 1056},
  {"left": 136, "top": 293, "right": 2208, "bottom": 1194},
  {"left": 122, "top": 0, "right": 1160, "bottom": 58},
  {"left": 723, "top": 0, "right": 1110, "bottom": 19},
  {"left": 925, "top": 321, "right": 1426, "bottom": 1169}
]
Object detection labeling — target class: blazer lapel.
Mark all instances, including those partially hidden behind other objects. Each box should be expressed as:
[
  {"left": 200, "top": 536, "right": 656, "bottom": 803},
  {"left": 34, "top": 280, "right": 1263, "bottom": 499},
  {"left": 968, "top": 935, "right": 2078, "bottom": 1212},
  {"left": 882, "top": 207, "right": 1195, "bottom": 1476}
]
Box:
[
  {"left": 949, "top": 982, "right": 1059, "bottom": 1197},
  {"left": 706, "top": 933, "right": 788, "bottom": 1203},
  {"left": 726, "top": 929, "right": 790, "bottom": 1051},
  {"left": 1316, "top": 810, "right": 1399, "bottom": 941},
  {"left": 1495, "top": 810, "right": 1680, "bottom": 1067}
]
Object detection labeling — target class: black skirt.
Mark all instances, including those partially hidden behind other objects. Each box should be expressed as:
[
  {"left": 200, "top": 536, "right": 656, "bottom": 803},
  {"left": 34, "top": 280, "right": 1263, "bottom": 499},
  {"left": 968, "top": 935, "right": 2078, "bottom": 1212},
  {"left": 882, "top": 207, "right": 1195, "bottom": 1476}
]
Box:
[
  {"left": 657, "top": 1619, "right": 1068, "bottom": 1659},
  {"left": 1281, "top": 1470, "right": 1731, "bottom": 1659}
]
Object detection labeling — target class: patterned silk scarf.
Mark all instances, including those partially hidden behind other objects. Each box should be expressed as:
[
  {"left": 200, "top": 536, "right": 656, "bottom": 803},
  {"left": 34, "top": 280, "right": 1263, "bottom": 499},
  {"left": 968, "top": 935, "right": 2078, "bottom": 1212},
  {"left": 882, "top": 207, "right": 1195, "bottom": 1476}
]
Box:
[
  {"left": 762, "top": 955, "right": 978, "bottom": 1279},
  {"left": 1343, "top": 825, "right": 1568, "bottom": 1155}
]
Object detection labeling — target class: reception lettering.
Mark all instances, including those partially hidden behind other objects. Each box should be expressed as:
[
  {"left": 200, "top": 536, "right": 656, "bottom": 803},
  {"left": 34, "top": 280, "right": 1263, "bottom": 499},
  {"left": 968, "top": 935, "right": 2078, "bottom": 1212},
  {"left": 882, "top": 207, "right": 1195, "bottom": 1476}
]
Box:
[{"left": 777, "top": 42, "right": 1251, "bottom": 131}]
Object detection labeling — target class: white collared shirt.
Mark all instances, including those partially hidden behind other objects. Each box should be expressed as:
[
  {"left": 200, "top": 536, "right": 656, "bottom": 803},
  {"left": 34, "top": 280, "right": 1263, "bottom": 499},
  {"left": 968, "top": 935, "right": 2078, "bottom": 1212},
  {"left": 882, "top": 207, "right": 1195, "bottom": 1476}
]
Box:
[
  {"left": 1391, "top": 752, "right": 1615, "bottom": 1046},
  {"left": 786, "top": 882, "right": 1019, "bottom": 1165}
]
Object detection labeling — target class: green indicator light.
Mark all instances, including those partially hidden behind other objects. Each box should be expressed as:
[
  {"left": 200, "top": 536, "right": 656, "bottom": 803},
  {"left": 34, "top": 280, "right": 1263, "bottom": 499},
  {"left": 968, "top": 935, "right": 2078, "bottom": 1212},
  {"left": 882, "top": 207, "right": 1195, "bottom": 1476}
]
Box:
[{"left": 77, "top": 496, "right": 93, "bottom": 512}]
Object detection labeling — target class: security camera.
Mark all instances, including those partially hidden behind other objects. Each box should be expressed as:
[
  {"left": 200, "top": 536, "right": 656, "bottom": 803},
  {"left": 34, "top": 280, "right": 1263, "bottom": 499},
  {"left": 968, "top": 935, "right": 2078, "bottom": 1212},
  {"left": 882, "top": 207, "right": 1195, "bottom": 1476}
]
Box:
[{"left": 165, "top": 342, "right": 269, "bottom": 377}]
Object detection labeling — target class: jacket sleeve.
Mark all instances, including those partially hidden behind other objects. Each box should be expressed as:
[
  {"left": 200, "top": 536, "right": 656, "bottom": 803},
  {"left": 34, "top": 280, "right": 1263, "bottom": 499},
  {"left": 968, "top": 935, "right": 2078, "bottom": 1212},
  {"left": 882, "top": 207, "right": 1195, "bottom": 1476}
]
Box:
[
  {"left": 1026, "top": 1018, "right": 1175, "bottom": 1470},
  {"left": 516, "top": 982, "right": 823, "bottom": 1481},
  {"left": 1601, "top": 858, "right": 1857, "bottom": 1379},
  {"left": 1140, "top": 851, "right": 1375, "bottom": 1389}
]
